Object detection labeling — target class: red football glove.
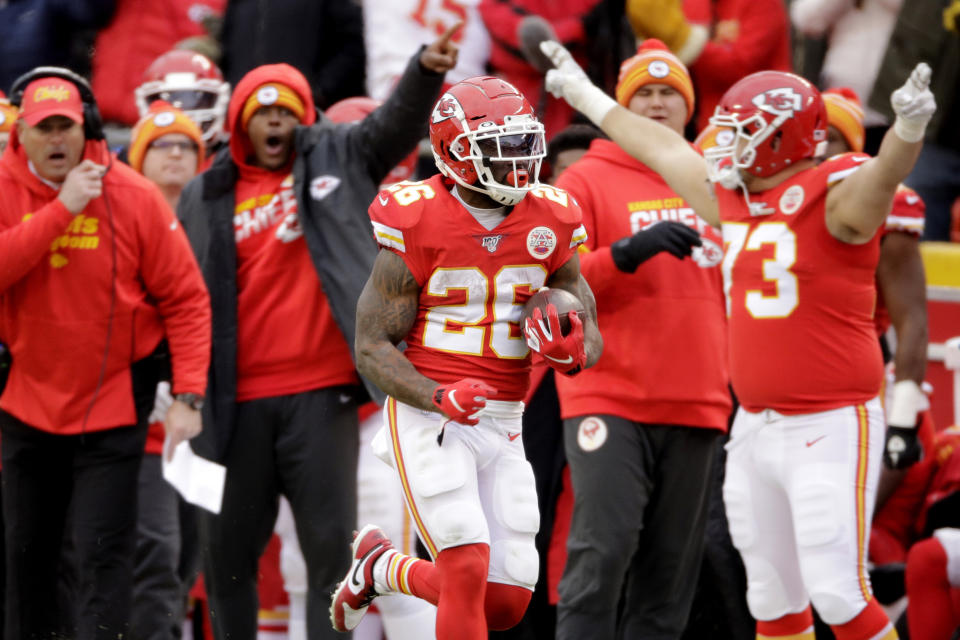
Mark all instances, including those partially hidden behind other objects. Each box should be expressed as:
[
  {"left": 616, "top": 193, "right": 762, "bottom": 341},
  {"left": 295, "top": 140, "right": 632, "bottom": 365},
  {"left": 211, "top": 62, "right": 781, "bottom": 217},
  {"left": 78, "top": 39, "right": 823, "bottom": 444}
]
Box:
[
  {"left": 432, "top": 378, "right": 497, "bottom": 425},
  {"left": 524, "top": 304, "right": 586, "bottom": 375}
]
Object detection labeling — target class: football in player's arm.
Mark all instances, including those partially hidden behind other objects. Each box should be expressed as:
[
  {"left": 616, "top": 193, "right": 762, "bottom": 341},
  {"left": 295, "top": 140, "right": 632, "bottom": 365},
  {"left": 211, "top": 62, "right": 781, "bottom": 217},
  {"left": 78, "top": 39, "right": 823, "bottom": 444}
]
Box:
[
  {"left": 354, "top": 245, "right": 600, "bottom": 420},
  {"left": 331, "top": 76, "right": 600, "bottom": 640}
]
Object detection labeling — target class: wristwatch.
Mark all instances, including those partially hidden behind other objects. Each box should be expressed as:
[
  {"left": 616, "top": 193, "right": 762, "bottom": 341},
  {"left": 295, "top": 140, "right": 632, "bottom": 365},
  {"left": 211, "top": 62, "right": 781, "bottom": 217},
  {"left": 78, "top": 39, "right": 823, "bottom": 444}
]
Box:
[{"left": 175, "top": 392, "right": 205, "bottom": 411}]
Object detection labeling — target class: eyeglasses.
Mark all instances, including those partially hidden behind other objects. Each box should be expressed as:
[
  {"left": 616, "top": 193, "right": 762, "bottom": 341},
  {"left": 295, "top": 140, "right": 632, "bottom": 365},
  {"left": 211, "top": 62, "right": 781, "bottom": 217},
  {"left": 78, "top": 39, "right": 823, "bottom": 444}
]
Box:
[{"left": 149, "top": 140, "right": 199, "bottom": 153}]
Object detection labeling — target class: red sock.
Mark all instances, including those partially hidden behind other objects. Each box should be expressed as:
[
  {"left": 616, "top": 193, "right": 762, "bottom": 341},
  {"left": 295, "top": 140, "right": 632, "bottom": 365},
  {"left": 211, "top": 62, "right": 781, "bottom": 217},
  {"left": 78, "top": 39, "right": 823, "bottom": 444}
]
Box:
[
  {"left": 435, "top": 543, "right": 490, "bottom": 640},
  {"left": 907, "top": 537, "right": 956, "bottom": 640},
  {"left": 830, "top": 599, "right": 895, "bottom": 639},
  {"left": 483, "top": 582, "right": 532, "bottom": 631},
  {"left": 380, "top": 550, "right": 442, "bottom": 604},
  {"left": 756, "top": 606, "right": 815, "bottom": 638}
]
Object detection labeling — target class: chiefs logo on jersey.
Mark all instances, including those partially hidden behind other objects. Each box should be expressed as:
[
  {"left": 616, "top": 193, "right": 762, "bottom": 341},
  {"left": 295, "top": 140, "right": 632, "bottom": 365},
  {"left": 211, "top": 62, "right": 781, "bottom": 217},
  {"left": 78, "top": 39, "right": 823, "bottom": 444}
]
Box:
[
  {"left": 752, "top": 88, "right": 803, "bottom": 116},
  {"left": 431, "top": 94, "right": 463, "bottom": 124}
]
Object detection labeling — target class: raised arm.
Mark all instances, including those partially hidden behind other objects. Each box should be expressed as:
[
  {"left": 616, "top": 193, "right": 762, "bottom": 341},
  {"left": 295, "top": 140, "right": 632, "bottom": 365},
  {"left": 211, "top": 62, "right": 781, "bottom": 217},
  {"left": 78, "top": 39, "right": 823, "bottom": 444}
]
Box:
[
  {"left": 539, "top": 40, "right": 718, "bottom": 227},
  {"left": 826, "top": 64, "right": 936, "bottom": 243},
  {"left": 349, "top": 22, "right": 459, "bottom": 181}
]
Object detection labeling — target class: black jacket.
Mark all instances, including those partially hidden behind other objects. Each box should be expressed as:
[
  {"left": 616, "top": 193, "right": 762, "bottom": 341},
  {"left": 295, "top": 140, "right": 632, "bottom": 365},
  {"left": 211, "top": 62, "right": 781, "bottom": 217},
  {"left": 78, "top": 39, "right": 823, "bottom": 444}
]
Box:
[{"left": 178, "top": 52, "right": 445, "bottom": 462}]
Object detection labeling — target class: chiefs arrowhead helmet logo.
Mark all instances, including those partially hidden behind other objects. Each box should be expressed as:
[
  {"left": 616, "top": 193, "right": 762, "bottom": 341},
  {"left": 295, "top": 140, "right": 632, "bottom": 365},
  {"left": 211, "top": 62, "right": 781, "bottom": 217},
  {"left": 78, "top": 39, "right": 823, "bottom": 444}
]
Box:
[
  {"left": 431, "top": 93, "right": 463, "bottom": 124},
  {"left": 752, "top": 87, "right": 804, "bottom": 116}
]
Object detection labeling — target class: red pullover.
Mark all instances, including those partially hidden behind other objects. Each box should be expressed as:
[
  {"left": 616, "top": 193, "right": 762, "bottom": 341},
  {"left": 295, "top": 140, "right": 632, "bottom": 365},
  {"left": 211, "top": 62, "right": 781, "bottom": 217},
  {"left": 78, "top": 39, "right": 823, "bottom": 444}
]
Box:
[
  {"left": 227, "top": 65, "right": 358, "bottom": 402},
  {"left": 556, "top": 139, "right": 730, "bottom": 430},
  {"left": 0, "top": 134, "right": 210, "bottom": 434}
]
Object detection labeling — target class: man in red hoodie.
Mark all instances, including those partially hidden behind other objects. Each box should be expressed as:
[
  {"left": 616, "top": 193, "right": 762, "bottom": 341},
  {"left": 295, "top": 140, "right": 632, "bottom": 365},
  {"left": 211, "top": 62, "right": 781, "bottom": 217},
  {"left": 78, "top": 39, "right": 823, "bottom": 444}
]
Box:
[
  {"left": 177, "top": 29, "right": 458, "bottom": 640},
  {"left": 551, "top": 40, "right": 730, "bottom": 639},
  {"left": 0, "top": 70, "right": 211, "bottom": 639}
]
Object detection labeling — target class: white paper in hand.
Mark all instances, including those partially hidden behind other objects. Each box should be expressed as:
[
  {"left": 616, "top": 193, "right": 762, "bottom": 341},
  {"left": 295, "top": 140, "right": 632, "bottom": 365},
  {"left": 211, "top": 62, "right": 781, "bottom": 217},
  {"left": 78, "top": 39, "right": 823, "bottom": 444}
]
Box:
[{"left": 162, "top": 437, "right": 227, "bottom": 514}]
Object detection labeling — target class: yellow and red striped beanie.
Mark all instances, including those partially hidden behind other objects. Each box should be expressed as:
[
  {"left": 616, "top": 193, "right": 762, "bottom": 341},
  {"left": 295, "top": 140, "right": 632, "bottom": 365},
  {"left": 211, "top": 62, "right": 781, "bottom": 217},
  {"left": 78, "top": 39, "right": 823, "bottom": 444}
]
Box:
[
  {"left": 128, "top": 101, "right": 205, "bottom": 173},
  {"left": 822, "top": 87, "right": 865, "bottom": 153},
  {"left": 241, "top": 82, "right": 306, "bottom": 131},
  {"left": 616, "top": 39, "right": 695, "bottom": 123}
]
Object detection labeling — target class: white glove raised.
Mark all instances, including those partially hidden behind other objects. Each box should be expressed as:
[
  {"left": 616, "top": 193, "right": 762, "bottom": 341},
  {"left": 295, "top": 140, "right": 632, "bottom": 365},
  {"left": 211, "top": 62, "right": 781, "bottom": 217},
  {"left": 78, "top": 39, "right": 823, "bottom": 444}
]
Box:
[
  {"left": 891, "top": 62, "right": 937, "bottom": 143},
  {"left": 540, "top": 40, "right": 618, "bottom": 126}
]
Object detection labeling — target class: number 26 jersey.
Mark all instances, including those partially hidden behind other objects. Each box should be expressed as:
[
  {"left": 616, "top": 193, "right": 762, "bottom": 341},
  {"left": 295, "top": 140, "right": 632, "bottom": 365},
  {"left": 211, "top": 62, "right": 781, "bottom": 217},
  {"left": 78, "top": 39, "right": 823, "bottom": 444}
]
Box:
[{"left": 369, "top": 175, "right": 587, "bottom": 401}]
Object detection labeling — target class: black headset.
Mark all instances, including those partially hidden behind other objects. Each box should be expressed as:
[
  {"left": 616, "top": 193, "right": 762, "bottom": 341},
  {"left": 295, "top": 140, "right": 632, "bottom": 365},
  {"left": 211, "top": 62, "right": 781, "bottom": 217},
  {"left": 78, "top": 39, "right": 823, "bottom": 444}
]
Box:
[{"left": 8, "top": 66, "right": 105, "bottom": 140}]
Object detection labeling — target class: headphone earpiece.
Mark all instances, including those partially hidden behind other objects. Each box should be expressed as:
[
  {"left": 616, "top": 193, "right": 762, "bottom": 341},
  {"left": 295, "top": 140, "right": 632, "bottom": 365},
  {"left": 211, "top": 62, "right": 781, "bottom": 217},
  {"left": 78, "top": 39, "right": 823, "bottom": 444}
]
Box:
[{"left": 8, "top": 66, "right": 105, "bottom": 141}]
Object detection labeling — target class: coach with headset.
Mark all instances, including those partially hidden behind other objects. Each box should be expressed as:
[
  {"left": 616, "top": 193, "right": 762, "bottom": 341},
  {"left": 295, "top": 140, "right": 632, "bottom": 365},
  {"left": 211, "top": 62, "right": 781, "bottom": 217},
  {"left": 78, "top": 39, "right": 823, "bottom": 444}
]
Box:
[{"left": 0, "top": 67, "right": 211, "bottom": 639}]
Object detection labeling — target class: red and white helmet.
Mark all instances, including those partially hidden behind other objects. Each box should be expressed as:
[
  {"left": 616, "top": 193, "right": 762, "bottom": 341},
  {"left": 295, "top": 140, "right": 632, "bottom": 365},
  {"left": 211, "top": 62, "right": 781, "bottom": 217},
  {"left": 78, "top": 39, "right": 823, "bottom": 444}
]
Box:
[
  {"left": 430, "top": 76, "right": 545, "bottom": 206},
  {"left": 135, "top": 50, "right": 230, "bottom": 146},
  {"left": 706, "top": 71, "right": 827, "bottom": 189},
  {"left": 325, "top": 96, "right": 418, "bottom": 188}
]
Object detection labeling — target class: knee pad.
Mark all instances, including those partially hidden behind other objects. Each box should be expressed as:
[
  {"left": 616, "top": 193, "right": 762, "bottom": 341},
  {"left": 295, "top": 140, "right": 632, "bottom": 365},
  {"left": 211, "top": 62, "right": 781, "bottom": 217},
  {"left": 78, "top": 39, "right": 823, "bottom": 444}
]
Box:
[
  {"left": 492, "top": 457, "right": 539, "bottom": 535},
  {"left": 493, "top": 539, "right": 539, "bottom": 588},
  {"left": 792, "top": 480, "right": 841, "bottom": 548},
  {"left": 432, "top": 499, "right": 485, "bottom": 547},
  {"left": 484, "top": 582, "right": 532, "bottom": 631},
  {"left": 743, "top": 556, "right": 798, "bottom": 622}
]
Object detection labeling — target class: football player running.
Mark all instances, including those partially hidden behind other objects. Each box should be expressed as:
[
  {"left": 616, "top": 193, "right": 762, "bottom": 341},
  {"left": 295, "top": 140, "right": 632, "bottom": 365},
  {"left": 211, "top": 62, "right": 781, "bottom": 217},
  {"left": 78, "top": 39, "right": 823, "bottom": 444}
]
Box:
[
  {"left": 540, "top": 41, "right": 935, "bottom": 640},
  {"left": 329, "top": 76, "right": 602, "bottom": 640}
]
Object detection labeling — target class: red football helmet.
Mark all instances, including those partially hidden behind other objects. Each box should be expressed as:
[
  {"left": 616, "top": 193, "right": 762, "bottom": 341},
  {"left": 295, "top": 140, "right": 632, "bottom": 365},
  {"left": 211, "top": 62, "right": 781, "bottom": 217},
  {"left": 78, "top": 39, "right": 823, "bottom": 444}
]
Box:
[
  {"left": 324, "top": 96, "right": 380, "bottom": 123},
  {"left": 135, "top": 50, "right": 230, "bottom": 146},
  {"left": 325, "top": 96, "right": 418, "bottom": 188},
  {"left": 430, "top": 76, "right": 545, "bottom": 206},
  {"left": 706, "top": 71, "right": 827, "bottom": 188}
]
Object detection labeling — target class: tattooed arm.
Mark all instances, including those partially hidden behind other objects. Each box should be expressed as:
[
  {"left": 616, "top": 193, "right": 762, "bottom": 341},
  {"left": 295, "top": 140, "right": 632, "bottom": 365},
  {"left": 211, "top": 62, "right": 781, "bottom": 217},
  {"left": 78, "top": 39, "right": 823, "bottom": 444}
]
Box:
[
  {"left": 546, "top": 252, "right": 604, "bottom": 369},
  {"left": 355, "top": 249, "right": 438, "bottom": 411}
]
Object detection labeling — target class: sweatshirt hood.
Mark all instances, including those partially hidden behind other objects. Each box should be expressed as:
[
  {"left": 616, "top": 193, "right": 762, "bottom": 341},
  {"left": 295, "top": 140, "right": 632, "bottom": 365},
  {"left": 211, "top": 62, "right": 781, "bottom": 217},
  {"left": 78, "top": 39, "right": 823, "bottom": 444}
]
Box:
[{"left": 227, "top": 64, "right": 316, "bottom": 170}]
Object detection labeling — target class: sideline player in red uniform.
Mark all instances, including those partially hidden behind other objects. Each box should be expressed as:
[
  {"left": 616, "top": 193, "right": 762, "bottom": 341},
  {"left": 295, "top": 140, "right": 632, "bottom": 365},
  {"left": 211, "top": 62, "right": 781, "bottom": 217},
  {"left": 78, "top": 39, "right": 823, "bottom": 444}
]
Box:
[
  {"left": 540, "top": 40, "right": 936, "bottom": 640},
  {"left": 329, "top": 76, "right": 602, "bottom": 640}
]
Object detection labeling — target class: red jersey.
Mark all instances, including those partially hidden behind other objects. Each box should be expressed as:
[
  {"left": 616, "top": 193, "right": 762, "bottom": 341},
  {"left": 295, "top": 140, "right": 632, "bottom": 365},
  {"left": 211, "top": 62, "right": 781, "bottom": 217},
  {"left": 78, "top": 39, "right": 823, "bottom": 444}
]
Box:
[
  {"left": 874, "top": 186, "right": 925, "bottom": 337},
  {"left": 232, "top": 169, "right": 358, "bottom": 402},
  {"left": 555, "top": 140, "right": 731, "bottom": 429},
  {"left": 717, "top": 153, "right": 883, "bottom": 413},
  {"left": 369, "top": 175, "right": 586, "bottom": 401}
]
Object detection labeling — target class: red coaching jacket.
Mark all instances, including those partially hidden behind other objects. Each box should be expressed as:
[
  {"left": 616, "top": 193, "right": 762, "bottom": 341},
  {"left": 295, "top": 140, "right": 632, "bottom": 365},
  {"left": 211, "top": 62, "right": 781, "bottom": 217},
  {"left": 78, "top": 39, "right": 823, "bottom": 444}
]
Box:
[{"left": 0, "top": 132, "right": 211, "bottom": 434}]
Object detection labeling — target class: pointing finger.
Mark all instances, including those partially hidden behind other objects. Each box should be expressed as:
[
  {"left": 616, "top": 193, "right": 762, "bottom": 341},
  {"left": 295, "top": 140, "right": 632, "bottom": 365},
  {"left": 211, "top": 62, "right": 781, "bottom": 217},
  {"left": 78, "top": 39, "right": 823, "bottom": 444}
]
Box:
[
  {"left": 437, "top": 20, "right": 464, "bottom": 48},
  {"left": 540, "top": 40, "right": 563, "bottom": 67},
  {"left": 911, "top": 62, "right": 931, "bottom": 91}
]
